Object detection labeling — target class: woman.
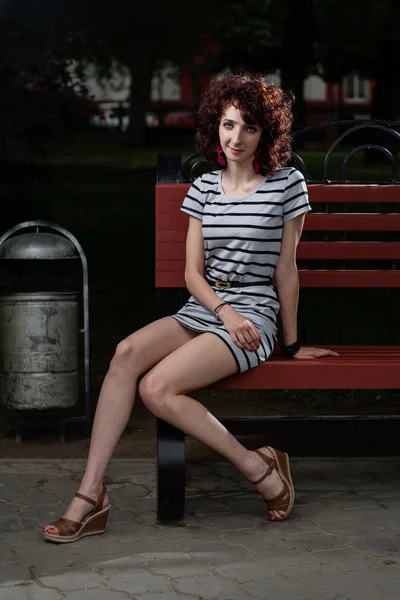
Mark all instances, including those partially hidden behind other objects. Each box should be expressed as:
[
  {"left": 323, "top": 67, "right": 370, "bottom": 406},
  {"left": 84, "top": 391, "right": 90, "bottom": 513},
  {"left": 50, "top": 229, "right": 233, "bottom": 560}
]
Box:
[{"left": 42, "top": 73, "right": 337, "bottom": 543}]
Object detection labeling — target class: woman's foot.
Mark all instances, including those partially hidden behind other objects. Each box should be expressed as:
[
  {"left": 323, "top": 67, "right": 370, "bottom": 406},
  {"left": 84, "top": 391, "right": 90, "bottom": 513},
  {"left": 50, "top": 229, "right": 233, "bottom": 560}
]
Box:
[
  {"left": 247, "top": 447, "right": 293, "bottom": 521},
  {"left": 42, "top": 484, "right": 110, "bottom": 536}
]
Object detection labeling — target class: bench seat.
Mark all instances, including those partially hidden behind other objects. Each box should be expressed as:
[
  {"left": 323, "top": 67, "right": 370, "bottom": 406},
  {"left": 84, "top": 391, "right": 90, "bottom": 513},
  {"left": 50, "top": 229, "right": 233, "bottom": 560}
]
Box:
[{"left": 212, "top": 346, "right": 400, "bottom": 390}]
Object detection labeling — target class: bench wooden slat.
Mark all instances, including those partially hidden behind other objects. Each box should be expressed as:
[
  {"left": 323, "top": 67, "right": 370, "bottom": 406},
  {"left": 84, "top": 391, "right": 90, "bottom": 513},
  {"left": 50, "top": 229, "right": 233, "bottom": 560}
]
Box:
[
  {"left": 297, "top": 242, "right": 400, "bottom": 260},
  {"left": 156, "top": 212, "right": 400, "bottom": 233},
  {"left": 307, "top": 185, "right": 400, "bottom": 204},
  {"left": 155, "top": 269, "right": 400, "bottom": 288},
  {"left": 299, "top": 270, "right": 400, "bottom": 287},
  {"left": 157, "top": 241, "right": 400, "bottom": 261},
  {"left": 211, "top": 346, "right": 400, "bottom": 390},
  {"left": 156, "top": 183, "right": 400, "bottom": 205},
  {"left": 305, "top": 214, "right": 400, "bottom": 231}
]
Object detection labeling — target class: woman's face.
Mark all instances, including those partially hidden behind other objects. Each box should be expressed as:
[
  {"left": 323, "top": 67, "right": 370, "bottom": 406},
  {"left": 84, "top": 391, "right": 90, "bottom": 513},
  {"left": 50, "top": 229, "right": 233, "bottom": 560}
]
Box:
[{"left": 218, "top": 103, "right": 262, "bottom": 167}]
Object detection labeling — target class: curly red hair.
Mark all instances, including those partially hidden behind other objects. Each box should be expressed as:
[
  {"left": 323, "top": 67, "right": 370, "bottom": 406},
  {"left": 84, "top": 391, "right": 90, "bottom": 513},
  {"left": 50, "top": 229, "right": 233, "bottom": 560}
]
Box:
[{"left": 195, "top": 73, "right": 294, "bottom": 176}]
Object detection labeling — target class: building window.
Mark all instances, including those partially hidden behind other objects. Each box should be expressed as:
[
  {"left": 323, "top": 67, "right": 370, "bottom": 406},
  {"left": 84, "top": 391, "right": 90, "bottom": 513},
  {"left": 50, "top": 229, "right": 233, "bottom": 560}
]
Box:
[{"left": 344, "top": 72, "right": 369, "bottom": 103}]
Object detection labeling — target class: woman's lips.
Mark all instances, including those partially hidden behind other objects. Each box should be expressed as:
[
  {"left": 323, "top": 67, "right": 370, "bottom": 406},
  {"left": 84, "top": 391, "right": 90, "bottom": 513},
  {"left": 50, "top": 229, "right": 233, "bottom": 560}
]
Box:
[{"left": 228, "top": 147, "right": 243, "bottom": 154}]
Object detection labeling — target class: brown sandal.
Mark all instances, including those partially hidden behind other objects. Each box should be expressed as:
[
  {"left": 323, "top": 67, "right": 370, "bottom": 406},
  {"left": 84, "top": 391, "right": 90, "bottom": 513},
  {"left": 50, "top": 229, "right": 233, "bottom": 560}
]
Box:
[
  {"left": 42, "top": 485, "right": 110, "bottom": 543},
  {"left": 250, "top": 446, "right": 295, "bottom": 520}
]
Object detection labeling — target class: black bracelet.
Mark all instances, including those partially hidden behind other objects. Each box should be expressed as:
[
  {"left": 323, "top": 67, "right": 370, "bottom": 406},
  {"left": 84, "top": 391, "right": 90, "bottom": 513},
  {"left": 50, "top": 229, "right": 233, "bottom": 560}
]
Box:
[
  {"left": 214, "top": 302, "right": 228, "bottom": 320},
  {"left": 281, "top": 340, "right": 301, "bottom": 359}
]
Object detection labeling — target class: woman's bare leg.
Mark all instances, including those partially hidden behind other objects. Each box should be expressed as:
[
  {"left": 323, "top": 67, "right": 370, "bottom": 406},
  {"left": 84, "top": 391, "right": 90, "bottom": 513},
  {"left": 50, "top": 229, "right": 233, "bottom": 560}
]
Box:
[
  {"left": 139, "top": 333, "right": 286, "bottom": 520},
  {"left": 43, "top": 317, "right": 199, "bottom": 534}
]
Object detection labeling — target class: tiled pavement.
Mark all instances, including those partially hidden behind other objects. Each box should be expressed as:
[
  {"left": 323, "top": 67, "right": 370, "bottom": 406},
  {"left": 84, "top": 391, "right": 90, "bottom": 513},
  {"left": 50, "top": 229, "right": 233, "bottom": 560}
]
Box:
[{"left": 1, "top": 457, "right": 400, "bottom": 599}]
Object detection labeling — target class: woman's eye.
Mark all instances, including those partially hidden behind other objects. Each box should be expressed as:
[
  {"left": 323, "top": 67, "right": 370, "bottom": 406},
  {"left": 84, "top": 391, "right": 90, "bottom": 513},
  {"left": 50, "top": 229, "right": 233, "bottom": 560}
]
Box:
[
  {"left": 223, "top": 122, "right": 233, "bottom": 128},
  {"left": 247, "top": 127, "right": 257, "bottom": 133}
]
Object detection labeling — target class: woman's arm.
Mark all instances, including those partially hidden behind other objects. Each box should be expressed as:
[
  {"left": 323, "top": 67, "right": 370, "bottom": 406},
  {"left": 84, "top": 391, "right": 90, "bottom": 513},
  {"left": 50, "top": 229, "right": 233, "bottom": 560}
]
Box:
[
  {"left": 275, "top": 214, "right": 304, "bottom": 346},
  {"left": 184, "top": 217, "right": 224, "bottom": 313},
  {"left": 184, "top": 216, "right": 261, "bottom": 352},
  {"left": 275, "top": 215, "right": 339, "bottom": 359}
]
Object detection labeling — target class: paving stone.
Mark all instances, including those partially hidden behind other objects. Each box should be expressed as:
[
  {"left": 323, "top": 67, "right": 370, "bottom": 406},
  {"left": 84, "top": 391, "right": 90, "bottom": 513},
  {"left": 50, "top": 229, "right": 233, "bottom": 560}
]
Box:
[
  {"left": 280, "top": 563, "right": 350, "bottom": 585},
  {"left": 82, "top": 556, "right": 144, "bottom": 574},
  {"left": 38, "top": 570, "right": 104, "bottom": 590},
  {"left": 375, "top": 579, "right": 400, "bottom": 600},
  {"left": 242, "top": 579, "right": 316, "bottom": 600},
  {"left": 217, "top": 527, "right": 287, "bottom": 549},
  {"left": 145, "top": 552, "right": 212, "bottom": 577},
  {"left": 316, "top": 517, "right": 380, "bottom": 538},
  {"left": 107, "top": 571, "right": 173, "bottom": 595},
  {"left": 123, "top": 538, "right": 186, "bottom": 557},
  {"left": 312, "top": 581, "right": 387, "bottom": 600},
  {"left": 107, "top": 507, "right": 142, "bottom": 525},
  {"left": 295, "top": 479, "right": 349, "bottom": 492},
  {"left": 108, "top": 523, "right": 163, "bottom": 542},
  {"left": 311, "top": 549, "right": 383, "bottom": 571},
  {"left": 18, "top": 504, "right": 63, "bottom": 524},
  {"left": 344, "top": 564, "right": 400, "bottom": 584},
  {"left": 0, "top": 584, "right": 62, "bottom": 600},
  {"left": 213, "top": 560, "right": 276, "bottom": 582},
  {"left": 174, "top": 574, "right": 244, "bottom": 599},
  {"left": 0, "top": 516, "right": 24, "bottom": 533},
  {"left": 18, "top": 546, "right": 81, "bottom": 573},
  {"left": 64, "top": 590, "right": 128, "bottom": 600},
  {"left": 0, "top": 565, "right": 32, "bottom": 587},
  {"left": 111, "top": 485, "right": 150, "bottom": 499},
  {"left": 226, "top": 499, "right": 271, "bottom": 518},
  {"left": 184, "top": 540, "right": 248, "bottom": 561},
  {"left": 0, "top": 546, "right": 18, "bottom": 565},
  {"left": 19, "top": 489, "right": 56, "bottom": 506},
  {"left": 249, "top": 545, "right": 321, "bottom": 566},
  {"left": 132, "top": 593, "right": 199, "bottom": 600},
  {"left": 114, "top": 496, "right": 155, "bottom": 512},
  {"left": 292, "top": 504, "right": 347, "bottom": 520},
  {"left": 2, "top": 458, "right": 400, "bottom": 600},
  {"left": 197, "top": 514, "right": 259, "bottom": 531},
  {"left": 0, "top": 502, "right": 19, "bottom": 518},
  {"left": 370, "top": 496, "right": 400, "bottom": 510},
  {"left": 185, "top": 499, "right": 231, "bottom": 515},
  {"left": 286, "top": 531, "right": 348, "bottom": 552},
  {"left": 348, "top": 533, "right": 400, "bottom": 555},
  {"left": 157, "top": 525, "right": 224, "bottom": 544},
  {"left": 350, "top": 508, "right": 398, "bottom": 527},
  {"left": 330, "top": 495, "right": 382, "bottom": 510},
  {"left": 61, "top": 535, "right": 126, "bottom": 557},
  {"left": 1, "top": 530, "right": 44, "bottom": 552}
]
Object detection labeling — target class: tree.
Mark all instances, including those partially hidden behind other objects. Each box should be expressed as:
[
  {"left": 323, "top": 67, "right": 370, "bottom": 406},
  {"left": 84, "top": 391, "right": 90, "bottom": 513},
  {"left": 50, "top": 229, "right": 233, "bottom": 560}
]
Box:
[
  {"left": 61, "top": 0, "right": 217, "bottom": 147},
  {"left": 204, "top": 0, "right": 316, "bottom": 129},
  {"left": 0, "top": 0, "right": 91, "bottom": 231},
  {"left": 315, "top": 0, "right": 400, "bottom": 121}
]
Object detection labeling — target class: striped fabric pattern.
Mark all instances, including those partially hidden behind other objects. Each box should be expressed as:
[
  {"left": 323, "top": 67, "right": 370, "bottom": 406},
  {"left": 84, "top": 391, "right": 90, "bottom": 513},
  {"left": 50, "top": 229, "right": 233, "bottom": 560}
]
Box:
[{"left": 169, "top": 168, "right": 311, "bottom": 373}]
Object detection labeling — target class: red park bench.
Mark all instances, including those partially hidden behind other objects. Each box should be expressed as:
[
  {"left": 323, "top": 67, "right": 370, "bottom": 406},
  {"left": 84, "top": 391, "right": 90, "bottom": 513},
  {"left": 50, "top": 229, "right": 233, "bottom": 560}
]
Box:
[{"left": 154, "top": 122, "right": 400, "bottom": 521}]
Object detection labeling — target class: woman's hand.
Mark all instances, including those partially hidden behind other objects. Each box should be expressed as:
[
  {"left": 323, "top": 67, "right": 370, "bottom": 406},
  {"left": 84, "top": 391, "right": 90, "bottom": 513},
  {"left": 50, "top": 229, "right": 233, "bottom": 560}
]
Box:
[
  {"left": 218, "top": 305, "right": 261, "bottom": 352},
  {"left": 293, "top": 346, "right": 340, "bottom": 360}
]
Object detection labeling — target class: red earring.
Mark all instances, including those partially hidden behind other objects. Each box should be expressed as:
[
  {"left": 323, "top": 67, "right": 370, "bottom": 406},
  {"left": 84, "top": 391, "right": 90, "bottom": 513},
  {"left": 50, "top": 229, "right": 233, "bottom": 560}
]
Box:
[
  {"left": 253, "top": 159, "right": 260, "bottom": 174},
  {"left": 216, "top": 145, "right": 227, "bottom": 167}
]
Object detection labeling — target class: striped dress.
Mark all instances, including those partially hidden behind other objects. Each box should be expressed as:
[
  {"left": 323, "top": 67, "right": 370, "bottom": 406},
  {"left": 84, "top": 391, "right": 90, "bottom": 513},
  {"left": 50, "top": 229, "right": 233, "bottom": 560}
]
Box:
[{"left": 169, "top": 167, "right": 311, "bottom": 373}]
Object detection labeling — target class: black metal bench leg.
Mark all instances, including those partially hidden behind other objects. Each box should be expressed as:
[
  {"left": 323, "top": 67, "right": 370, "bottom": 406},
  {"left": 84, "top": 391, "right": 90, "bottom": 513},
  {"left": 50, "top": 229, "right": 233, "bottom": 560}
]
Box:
[{"left": 157, "top": 418, "right": 186, "bottom": 522}]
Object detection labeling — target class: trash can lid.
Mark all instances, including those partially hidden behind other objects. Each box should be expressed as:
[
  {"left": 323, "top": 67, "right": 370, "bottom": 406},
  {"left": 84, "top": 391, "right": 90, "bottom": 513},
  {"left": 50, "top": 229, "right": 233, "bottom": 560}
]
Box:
[{"left": 0, "top": 233, "right": 79, "bottom": 259}]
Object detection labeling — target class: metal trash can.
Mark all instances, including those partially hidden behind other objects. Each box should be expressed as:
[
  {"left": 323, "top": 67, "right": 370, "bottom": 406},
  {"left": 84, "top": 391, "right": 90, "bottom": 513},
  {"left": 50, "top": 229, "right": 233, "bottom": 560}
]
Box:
[
  {"left": 0, "top": 292, "right": 79, "bottom": 410},
  {"left": 0, "top": 221, "right": 90, "bottom": 425}
]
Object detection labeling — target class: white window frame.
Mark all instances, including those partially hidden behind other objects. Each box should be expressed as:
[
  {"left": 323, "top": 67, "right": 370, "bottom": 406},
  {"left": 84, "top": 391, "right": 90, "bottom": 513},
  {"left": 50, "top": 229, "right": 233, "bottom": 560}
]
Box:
[{"left": 343, "top": 73, "right": 370, "bottom": 104}]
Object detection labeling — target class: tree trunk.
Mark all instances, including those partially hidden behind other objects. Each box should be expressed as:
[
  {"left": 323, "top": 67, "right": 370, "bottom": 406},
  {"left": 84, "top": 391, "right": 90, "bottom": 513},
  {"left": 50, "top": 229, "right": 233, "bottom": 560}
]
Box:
[
  {"left": 280, "top": 0, "right": 315, "bottom": 133},
  {"left": 126, "top": 54, "right": 155, "bottom": 148}
]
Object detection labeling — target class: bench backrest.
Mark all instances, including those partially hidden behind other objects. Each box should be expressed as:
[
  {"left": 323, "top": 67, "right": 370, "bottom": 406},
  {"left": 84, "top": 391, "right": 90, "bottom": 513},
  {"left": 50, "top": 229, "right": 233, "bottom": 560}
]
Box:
[{"left": 156, "top": 183, "right": 400, "bottom": 289}]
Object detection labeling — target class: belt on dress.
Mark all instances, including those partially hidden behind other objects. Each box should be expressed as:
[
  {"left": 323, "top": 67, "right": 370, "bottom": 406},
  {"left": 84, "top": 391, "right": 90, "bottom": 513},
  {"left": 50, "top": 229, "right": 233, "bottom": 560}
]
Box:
[{"left": 206, "top": 277, "right": 273, "bottom": 289}]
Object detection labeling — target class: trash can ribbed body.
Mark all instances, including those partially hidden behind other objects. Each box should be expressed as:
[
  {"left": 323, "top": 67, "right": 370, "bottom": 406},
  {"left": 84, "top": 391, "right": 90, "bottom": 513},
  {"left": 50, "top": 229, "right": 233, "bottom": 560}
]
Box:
[{"left": 0, "top": 292, "right": 79, "bottom": 410}]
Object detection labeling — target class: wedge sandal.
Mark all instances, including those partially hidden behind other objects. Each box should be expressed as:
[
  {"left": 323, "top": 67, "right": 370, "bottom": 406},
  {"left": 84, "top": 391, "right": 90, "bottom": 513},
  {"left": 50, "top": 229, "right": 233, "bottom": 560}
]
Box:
[
  {"left": 251, "top": 446, "right": 295, "bottom": 520},
  {"left": 42, "top": 485, "right": 110, "bottom": 543}
]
